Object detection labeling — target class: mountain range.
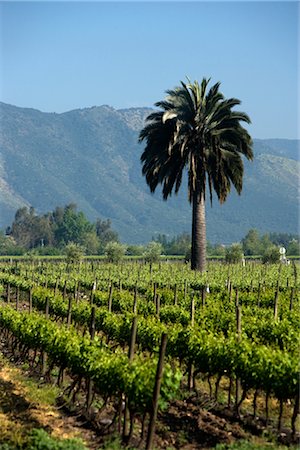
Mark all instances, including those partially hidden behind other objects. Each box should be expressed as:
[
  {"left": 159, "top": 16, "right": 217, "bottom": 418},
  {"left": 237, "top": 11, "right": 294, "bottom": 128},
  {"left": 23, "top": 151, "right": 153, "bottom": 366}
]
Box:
[{"left": 0, "top": 102, "right": 299, "bottom": 244}]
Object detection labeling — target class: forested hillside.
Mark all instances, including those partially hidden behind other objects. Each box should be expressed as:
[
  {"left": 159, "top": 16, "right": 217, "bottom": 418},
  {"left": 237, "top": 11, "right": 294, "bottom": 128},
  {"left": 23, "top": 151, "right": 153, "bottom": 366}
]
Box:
[{"left": 0, "top": 102, "right": 299, "bottom": 243}]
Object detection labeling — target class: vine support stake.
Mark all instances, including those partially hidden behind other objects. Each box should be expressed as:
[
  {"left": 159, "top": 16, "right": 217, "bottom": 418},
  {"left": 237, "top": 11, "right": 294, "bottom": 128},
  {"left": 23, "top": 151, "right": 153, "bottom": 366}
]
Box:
[
  {"left": 201, "top": 286, "right": 206, "bottom": 308},
  {"left": 29, "top": 288, "right": 32, "bottom": 314},
  {"left": 274, "top": 282, "right": 279, "bottom": 320},
  {"left": 133, "top": 283, "right": 138, "bottom": 314},
  {"left": 156, "top": 294, "right": 160, "bottom": 318},
  {"left": 235, "top": 304, "right": 242, "bottom": 415},
  {"left": 86, "top": 306, "right": 96, "bottom": 412},
  {"left": 174, "top": 284, "right": 178, "bottom": 305},
  {"left": 16, "top": 286, "right": 20, "bottom": 310},
  {"left": 41, "top": 297, "right": 50, "bottom": 376},
  {"left": 123, "top": 316, "right": 138, "bottom": 439},
  {"left": 289, "top": 287, "right": 294, "bottom": 311},
  {"left": 108, "top": 283, "right": 113, "bottom": 312},
  {"left": 146, "top": 332, "right": 168, "bottom": 450},
  {"left": 67, "top": 296, "right": 72, "bottom": 327},
  {"left": 6, "top": 283, "right": 10, "bottom": 303}
]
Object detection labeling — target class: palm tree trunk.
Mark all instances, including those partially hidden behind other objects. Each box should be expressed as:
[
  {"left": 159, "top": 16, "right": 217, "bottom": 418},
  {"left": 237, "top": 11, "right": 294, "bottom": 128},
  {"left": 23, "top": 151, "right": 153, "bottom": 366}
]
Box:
[{"left": 191, "top": 191, "right": 206, "bottom": 272}]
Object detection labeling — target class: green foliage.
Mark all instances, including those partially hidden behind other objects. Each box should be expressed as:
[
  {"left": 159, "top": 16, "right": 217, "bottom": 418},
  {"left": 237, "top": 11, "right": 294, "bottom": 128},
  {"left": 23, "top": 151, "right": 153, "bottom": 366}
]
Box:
[
  {"left": 143, "top": 241, "right": 162, "bottom": 263},
  {"left": 126, "top": 244, "right": 145, "bottom": 256},
  {"left": 0, "top": 231, "right": 25, "bottom": 256},
  {"left": 261, "top": 246, "right": 280, "bottom": 264},
  {"left": 96, "top": 218, "right": 119, "bottom": 253},
  {"left": 154, "top": 233, "right": 190, "bottom": 255},
  {"left": 139, "top": 78, "right": 253, "bottom": 270},
  {"left": 225, "top": 243, "right": 244, "bottom": 263},
  {"left": 53, "top": 204, "right": 94, "bottom": 246},
  {"left": 5, "top": 204, "right": 118, "bottom": 255},
  {"left": 105, "top": 242, "right": 126, "bottom": 263},
  {"left": 287, "top": 239, "right": 300, "bottom": 256},
  {"left": 1, "top": 100, "right": 299, "bottom": 244},
  {"left": 27, "top": 429, "right": 88, "bottom": 450},
  {"left": 242, "top": 229, "right": 261, "bottom": 255},
  {"left": 64, "top": 242, "right": 85, "bottom": 263}
]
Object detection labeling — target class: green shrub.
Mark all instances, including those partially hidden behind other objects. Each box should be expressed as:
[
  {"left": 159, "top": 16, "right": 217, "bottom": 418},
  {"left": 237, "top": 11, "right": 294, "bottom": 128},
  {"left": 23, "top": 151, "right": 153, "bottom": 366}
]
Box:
[
  {"left": 261, "top": 246, "right": 280, "bottom": 264},
  {"left": 225, "top": 243, "right": 243, "bottom": 263},
  {"left": 105, "top": 242, "right": 126, "bottom": 263},
  {"left": 27, "top": 428, "right": 88, "bottom": 450}
]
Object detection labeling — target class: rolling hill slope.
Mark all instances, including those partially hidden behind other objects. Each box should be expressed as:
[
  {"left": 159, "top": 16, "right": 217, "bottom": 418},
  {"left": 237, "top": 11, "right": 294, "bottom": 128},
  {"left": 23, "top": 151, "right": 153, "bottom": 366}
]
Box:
[{"left": 0, "top": 102, "right": 299, "bottom": 243}]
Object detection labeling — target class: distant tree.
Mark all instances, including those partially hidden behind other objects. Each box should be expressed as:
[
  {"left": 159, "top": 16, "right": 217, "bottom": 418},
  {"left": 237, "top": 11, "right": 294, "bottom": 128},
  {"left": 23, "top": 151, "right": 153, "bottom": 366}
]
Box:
[
  {"left": 210, "top": 244, "right": 226, "bottom": 257},
  {"left": 269, "top": 232, "right": 299, "bottom": 248},
  {"left": 259, "top": 234, "right": 273, "bottom": 254},
  {"left": 225, "top": 243, "right": 244, "bottom": 263},
  {"left": 139, "top": 78, "right": 253, "bottom": 271},
  {"left": 9, "top": 206, "right": 53, "bottom": 249},
  {"left": 105, "top": 242, "right": 126, "bottom": 263},
  {"left": 53, "top": 204, "right": 94, "bottom": 246},
  {"left": 143, "top": 241, "right": 162, "bottom": 263},
  {"left": 168, "top": 233, "right": 191, "bottom": 255},
  {"left": 80, "top": 231, "right": 100, "bottom": 255},
  {"left": 242, "top": 229, "right": 261, "bottom": 255},
  {"left": 262, "top": 246, "right": 280, "bottom": 264},
  {"left": 287, "top": 239, "right": 300, "bottom": 256},
  {"left": 65, "top": 242, "right": 85, "bottom": 265},
  {"left": 0, "top": 231, "right": 24, "bottom": 255},
  {"left": 95, "top": 218, "right": 119, "bottom": 252},
  {"left": 126, "top": 244, "right": 144, "bottom": 256}
]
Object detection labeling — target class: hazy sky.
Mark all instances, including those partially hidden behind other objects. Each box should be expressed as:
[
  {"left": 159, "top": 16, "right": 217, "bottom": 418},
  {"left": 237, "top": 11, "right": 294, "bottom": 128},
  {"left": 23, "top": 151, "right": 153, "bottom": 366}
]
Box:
[{"left": 0, "top": 1, "right": 299, "bottom": 139}]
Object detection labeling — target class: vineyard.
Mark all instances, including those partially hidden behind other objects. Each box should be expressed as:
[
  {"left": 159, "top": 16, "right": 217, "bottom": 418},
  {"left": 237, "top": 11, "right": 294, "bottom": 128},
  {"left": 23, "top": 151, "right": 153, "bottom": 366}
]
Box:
[{"left": 0, "top": 259, "right": 299, "bottom": 449}]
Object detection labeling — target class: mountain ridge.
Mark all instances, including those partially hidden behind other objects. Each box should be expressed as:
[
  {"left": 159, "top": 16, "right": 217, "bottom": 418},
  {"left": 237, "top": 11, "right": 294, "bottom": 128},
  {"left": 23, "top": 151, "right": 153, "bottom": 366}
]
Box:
[{"left": 0, "top": 101, "right": 299, "bottom": 243}]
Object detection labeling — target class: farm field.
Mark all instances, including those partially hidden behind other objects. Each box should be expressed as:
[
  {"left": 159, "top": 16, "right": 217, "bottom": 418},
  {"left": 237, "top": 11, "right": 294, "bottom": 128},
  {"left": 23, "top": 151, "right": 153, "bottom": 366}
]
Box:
[{"left": 0, "top": 259, "right": 299, "bottom": 450}]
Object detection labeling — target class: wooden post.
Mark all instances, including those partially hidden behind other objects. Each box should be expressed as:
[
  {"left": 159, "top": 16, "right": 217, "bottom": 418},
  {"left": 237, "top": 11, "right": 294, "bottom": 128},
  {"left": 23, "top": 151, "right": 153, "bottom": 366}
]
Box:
[
  {"left": 89, "top": 306, "right": 96, "bottom": 339},
  {"left": 184, "top": 280, "right": 188, "bottom": 302},
  {"left": 16, "top": 286, "right": 20, "bottom": 310},
  {"left": 257, "top": 282, "right": 261, "bottom": 307},
  {"left": 229, "top": 282, "right": 233, "bottom": 301},
  {"left": 67, "top": 296, "right": 72, "bottom": 327},
  {"left": 123, "top": 316, "right": 138, "bottom": 438},
  {"left": 235, "top": 304, "right": 242, "bottom": 415},
  {"left": 201, "top": 286, "right": 206, "bottom": 308},
  {"left": 54, "top": 278, "right": 59, "bottom": 296},
  {"left": 190, "top": 294, "right": 195, "bottom": 327},
  {"left": 156, "top": 294, "right": 160, "bottom": 318},
  {"left": 29, "top": 289, "right": 32, "bottom": 314},
  {"left": 236, "top": 305, "right": 242, "bottom": 338},
  {"left": 41, "top": 297, "right": 50, "bottom": 375},
  {"left": 146, "top": 333, "right": 168, "bottom": 450},
  {"left": 174, "top": 284, "right": 178, "bottom": 305},
  {"left": 274, "top": 282, "right": 279, "bottom": 320},
  {"left": 153, "top": 282, "right": 157, "bottom": 303},
  {"left": 6, "top": 283, "right": 10, "bottom": 303},
  {"left": 235, "top": 288, "right": 239, "bottom": 308},
  {"left": 63, "top": 280, "right": 67, "bottom": 299},
  {"left": 86, "top": 306, "right": 96, "bottom": 411},
  {"left": 128, "top": 316, "right": 137, "bottom": 361},
  {"left": 45, "top": 297, "right": 49, "bottom": 318},
  {"left": 289, "top": 287, "right": 294, "bottom": 312},
  {"left": 108, "top": 283, "right": 113, "bottom": 312},
  {"left": 133, "top": 284, "right": 138, "bottom": 314},
  {"left": 76, "top": 281, "right": 80, "bottom": 304}
]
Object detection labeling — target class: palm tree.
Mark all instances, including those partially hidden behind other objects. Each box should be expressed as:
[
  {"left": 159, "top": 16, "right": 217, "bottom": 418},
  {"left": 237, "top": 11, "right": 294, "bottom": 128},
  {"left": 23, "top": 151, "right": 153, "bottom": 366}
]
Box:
[{"left": 139, "top": 78, "right": 253, "bottom": 271}]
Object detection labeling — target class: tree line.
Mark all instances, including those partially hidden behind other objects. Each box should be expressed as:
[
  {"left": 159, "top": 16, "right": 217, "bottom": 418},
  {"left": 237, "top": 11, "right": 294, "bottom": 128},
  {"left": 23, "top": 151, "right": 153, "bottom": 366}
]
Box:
[
  {"left": 154, "top": 229, "right": 299, "bottom": 260},
  {"left": 1, "top": 204, "right": 118, "bottom": 256},
  {"left": 0, "top": 204, "right": 298, "bottom": 258}
]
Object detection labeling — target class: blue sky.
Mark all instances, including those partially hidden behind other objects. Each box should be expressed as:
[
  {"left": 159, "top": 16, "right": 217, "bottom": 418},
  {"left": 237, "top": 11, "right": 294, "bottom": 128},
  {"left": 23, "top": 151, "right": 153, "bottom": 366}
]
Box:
[{"left": 0, "top": 1, "right": 299, "bottom": 139}]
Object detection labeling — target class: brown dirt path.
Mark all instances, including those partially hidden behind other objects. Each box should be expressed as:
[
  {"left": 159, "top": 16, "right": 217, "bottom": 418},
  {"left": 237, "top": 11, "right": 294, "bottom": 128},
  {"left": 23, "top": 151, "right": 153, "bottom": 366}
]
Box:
[{"left": 0, "top": 357, "right": 101, "bottom": 448}]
